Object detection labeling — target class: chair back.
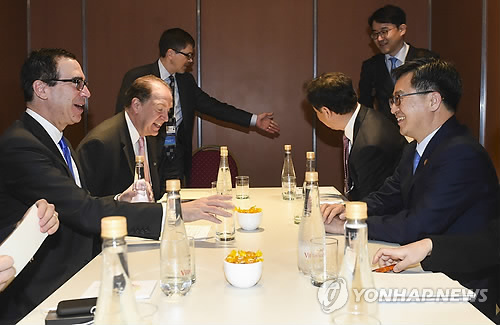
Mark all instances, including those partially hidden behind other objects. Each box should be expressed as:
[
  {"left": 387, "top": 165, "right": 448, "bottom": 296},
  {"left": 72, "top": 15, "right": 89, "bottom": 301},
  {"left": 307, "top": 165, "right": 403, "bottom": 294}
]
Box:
[{"left": 188, "top": 145, "right": 239, "bottom": 188}]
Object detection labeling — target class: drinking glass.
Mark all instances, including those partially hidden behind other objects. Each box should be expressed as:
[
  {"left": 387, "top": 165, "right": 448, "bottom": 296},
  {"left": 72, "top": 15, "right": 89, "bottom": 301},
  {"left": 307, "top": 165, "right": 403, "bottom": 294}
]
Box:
[
  {"left": 235, "top": 176, "right": 250, "bottom": 199},
  {"left": 310, "top": 237, "right": 338, "bottom": 287}
]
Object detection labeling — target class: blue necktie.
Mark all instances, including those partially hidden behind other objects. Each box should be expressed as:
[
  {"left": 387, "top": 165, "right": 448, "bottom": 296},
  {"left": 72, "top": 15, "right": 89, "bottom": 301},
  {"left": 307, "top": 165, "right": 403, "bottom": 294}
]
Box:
[
  {"left": 58, "top": 137, "right": 75, "bottom": 178},
  {"left": 413, "top": 151, "right": 421, "bottom": 174},
  {"left": 389, "top": 57, "right": 399, "bottom": 83}
]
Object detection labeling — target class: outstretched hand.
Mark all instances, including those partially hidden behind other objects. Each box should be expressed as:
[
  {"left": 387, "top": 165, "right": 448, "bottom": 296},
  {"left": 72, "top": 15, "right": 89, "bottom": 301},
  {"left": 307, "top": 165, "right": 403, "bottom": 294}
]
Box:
[
  {"left": 182, "top": 195, "right": 234, "bottom": 223},
  {"left": 256, "top": 112, "right": 280, "bottom": 134}
]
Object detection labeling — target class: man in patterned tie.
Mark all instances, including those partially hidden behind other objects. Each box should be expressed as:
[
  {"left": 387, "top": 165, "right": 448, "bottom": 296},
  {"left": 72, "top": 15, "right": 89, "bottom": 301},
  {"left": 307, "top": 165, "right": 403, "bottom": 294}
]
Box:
[
  {"left": 305, "top": 72, "right": 406, "bottom": 201},
  {"left": 78, "top": 75, "right": 171, "bottom": 201}
]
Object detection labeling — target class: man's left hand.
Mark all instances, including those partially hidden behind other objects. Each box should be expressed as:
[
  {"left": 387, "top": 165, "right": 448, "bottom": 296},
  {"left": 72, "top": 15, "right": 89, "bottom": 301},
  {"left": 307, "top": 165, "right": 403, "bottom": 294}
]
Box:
[{"left": 256, "top": 112, "right": 280, "bottom": 134}]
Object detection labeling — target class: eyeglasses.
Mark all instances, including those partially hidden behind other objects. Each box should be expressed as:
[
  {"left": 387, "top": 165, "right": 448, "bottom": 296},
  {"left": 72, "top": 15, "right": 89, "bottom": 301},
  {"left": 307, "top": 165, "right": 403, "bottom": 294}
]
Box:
[
  {"left": 46, "top": 78, "right": 88, "bottom": 91},
  {"left": 389, "top": 91, "right": 435, "bottom": 106},
  {"left": 370, "top": 27, "right": 396, "bottom": 40},
  {"left": 174, "top": 49, "right": 195, "bottom": 60}
]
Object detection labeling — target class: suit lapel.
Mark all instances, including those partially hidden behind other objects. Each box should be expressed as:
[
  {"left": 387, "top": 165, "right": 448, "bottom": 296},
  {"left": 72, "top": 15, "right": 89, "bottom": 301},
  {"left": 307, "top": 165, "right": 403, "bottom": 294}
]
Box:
[
  {"left": 146, "top": 136, "right": 161, "bottom": 198},
  {"left": 118, "top": 112, "right": 136, "bottom": 177}
]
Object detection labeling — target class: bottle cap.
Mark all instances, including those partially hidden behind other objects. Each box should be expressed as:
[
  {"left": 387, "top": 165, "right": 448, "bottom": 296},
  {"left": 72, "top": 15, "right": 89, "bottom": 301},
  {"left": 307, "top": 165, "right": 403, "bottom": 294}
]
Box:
[
  {"left": 305, "top": 171, "right": 318, "bottom": 182},
  {"left": 345, "top": 202, "right": 368, "bottom": 220},
  {"left": 284, "top": 144, "right": 292, "bottom": 151},
  {"left": 166, "top": 179, "right": 181, "bottom": 191},
  {"left": 220, "top": 148, "right": 228, "bottom": 156},
  {"left": 306, "top": 151, "right": 315, "bottom": 159},
  {"left": 220, "top": 146, "right": 228, "bottom": 151},
  {"left": 101, "top": 216, "right": 127, "bottom": 238},
  {"left": 135, "top": 155, "right": 144, "bottom": 163}
]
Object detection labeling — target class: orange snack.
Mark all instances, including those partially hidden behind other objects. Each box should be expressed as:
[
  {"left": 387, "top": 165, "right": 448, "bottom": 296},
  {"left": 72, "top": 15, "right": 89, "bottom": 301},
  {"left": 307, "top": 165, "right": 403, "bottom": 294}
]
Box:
[
  {"left": 225, "top": 249, "right": 264, "bottom": 264},
  {"left": 234, "top": 206, "right": 262, "bottom": 213}
]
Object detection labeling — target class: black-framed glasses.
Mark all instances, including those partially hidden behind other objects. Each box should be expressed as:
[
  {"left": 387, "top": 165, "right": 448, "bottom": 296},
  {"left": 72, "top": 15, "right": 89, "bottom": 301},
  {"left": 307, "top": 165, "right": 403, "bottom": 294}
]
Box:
[
  {"left": 389, "top": 91, "right": 435, "bottom": 106},
  {"left": 46, "top": 78, "right": 88, "bottom": 91},
  {"left": 174, "top": 49, "right": 195, "bottom": 60},
  {"left": 370, "top": 27, "right": 396, "bottom": 40}
]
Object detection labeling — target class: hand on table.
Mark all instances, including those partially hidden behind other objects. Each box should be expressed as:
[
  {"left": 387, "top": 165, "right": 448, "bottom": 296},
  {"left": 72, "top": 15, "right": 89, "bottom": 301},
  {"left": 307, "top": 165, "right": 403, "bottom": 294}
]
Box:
[
  {"left": 182, "top": 195, "right": 234, "bottom": 223},
  {"left": 372, "top": 239, "right": 433, "bottom": 272},
  {"left": 256, "top": 112, "right": 280, "bottom": 134}
]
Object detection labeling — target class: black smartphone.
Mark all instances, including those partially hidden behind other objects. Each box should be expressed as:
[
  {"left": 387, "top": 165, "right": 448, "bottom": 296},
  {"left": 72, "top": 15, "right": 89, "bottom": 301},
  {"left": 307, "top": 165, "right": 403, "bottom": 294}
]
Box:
[{"left": 56, "top": 297, "right": 97, "bottom": 316}]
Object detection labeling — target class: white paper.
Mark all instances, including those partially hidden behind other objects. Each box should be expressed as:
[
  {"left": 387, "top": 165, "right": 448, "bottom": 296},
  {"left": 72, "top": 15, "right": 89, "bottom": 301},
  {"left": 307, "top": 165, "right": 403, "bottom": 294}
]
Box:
[
  {"left": 0, "top": 203, "right": 48, "bottom": 276},
  {"left": 81, "top": 280, "right": 157, "bottom": 300},
  {"left": 373, "top": 272, "right": 475, "bottom": 302},
  {"left": 186, "top": 224, "right": 212, "bottom": 240}
]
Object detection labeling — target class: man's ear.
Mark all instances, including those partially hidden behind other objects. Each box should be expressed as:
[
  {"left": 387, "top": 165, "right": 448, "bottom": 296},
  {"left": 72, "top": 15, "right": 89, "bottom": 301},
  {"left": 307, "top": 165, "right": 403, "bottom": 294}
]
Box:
[
  {"left": 398, "top": 24, "right": 407, "bottom": 37},
  {"left": 429, "top": 91, "right": 442, "bottom": 112},
  {"left": 32, "top": 80, "right": 48, "bottom": 100},
  {"left": 130, "top": 97, "right": 142, "bottom": 114},
  {"left": 321, "top": 106, "right": 332, "bottom": 118}
]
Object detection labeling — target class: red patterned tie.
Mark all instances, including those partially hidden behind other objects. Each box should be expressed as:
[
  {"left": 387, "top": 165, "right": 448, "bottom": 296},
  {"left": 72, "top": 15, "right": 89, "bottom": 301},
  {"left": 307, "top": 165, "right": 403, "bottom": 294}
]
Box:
[
  {"left": 138, "top": 136, "right": 151, "bottom": 183},
  {"left": 343, "top": 135, "right": 351, "bottom": 195}
]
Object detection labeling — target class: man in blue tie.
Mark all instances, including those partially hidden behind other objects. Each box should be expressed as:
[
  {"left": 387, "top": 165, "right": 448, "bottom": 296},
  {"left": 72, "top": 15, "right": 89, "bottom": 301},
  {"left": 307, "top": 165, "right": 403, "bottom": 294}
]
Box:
[
  {"left": 321, "top": 57, "right": 499, "bottom": 319},
  {"left": 358, "top": 5, "right": 438, "bottom": 125},
  {"left": 0, "top": 48, "right": 233, "bottom": 324}
]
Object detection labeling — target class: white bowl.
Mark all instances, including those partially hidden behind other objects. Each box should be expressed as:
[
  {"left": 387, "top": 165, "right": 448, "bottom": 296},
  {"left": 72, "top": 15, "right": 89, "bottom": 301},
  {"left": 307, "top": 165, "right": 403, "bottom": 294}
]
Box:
[
  {"left": 223, "top": 260, "right": 263, "bottom": 288},
  {"left": 236, "top": 211, "right": 263, "bottom": 231}
]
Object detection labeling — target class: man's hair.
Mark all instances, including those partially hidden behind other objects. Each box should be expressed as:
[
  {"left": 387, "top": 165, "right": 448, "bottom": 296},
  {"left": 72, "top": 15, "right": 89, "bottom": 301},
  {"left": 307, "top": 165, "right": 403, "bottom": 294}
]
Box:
[
  {"left": 21, "top": 48, "right": 77, "bottom": 102},
  {"left": 124, "top": 75, "right": 169, "bottom": 108},
  {"left": 393, "top": 57, "right": 463, "bottom": 112},
  {"left": 368, "top": 5, "right": 406, "bottom": 27},
  {"left": 159, "top": 28, "right": 195, "bottom": 57},
  {"left": 305, "top": 72, "right": 358, "bottom": 115}
]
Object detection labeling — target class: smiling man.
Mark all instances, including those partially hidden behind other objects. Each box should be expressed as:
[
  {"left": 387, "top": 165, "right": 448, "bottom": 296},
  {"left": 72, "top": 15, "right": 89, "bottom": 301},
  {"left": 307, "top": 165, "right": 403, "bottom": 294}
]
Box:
[
  {"left": 359, "top": 5, "right": 438, "bottom": 125},
  {"left": 78, "top": 75, "right": 171, "bottom": 200},
  {"left": 115, "top": 28, "right": 280, "bottom": 187}
]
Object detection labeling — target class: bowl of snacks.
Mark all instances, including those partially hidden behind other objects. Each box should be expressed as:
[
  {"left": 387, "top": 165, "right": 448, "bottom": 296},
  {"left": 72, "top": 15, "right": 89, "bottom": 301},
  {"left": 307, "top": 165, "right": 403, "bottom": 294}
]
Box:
[
  {"left": 224, "top": 249, "right": 263, "bottom": 288},
  {"left": 234, "top": 206, "right": 263, "bottom": 231}
]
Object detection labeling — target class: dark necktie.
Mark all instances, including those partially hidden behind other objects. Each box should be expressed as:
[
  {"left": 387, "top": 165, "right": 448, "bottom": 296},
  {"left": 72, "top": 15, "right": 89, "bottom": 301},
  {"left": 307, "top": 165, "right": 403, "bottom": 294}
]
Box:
[
  {"left": 413, "top": 151, "right": 421, "bottom": 174},
  {"left": 168, "top": 75, "right": 176, "bottom": 121},
  {"left": 343, "top": 135, "right": 352, "bottom": 195},
  {"left": 58, "top": 137, "right": 75, "bottom": 178}
]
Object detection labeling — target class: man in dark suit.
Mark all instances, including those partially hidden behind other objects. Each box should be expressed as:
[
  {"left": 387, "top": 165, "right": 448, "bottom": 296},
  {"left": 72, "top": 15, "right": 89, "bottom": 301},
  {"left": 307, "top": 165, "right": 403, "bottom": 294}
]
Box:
[
  {"left": 359, "top": 5, "right": 438, "bottom": 125},
  {"left": 0, "top": 48, "right": 233, "bottom": 324},
  {"left": 305, "top": 72, "right": 406, "bottom": 201},
  {"left": 78, "top": 75, "right": 170, "bottom": 201},
  {"left": 322, "top": 58, "right": 499, "bottom": 319},
  {"left": 115, "top": 28, "right": 280, "bottom": 185}
]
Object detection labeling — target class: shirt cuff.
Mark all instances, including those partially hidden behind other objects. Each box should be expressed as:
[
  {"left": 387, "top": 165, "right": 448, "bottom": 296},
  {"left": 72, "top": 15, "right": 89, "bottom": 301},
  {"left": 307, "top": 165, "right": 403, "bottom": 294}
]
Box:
[
  {"left": 114, "top": 193, "right": 121, "bottom": 201},
  {"left": 250, "top": 114, "right": 257, "bottom": 127}
]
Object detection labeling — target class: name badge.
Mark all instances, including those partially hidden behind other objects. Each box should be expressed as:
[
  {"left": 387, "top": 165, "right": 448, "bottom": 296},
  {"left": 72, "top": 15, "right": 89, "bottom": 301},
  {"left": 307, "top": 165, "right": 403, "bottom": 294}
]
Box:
[{"left": 164, "top": 125, "right": 176, "bottom": 147}]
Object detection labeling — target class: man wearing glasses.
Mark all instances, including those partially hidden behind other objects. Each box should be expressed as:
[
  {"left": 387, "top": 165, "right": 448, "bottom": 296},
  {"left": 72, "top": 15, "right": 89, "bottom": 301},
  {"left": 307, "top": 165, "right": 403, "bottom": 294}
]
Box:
[
  {"left": 305, "top": 72, "right": 406, "bottom": 201},
  {"left": 321, "top": 57, "right": 498, "bottom": 318},
  {"left": 359, "top": 5, "right": 438, "bottom": 125},
  {"left": 115, "top": 28, "right": 280, "bottom": 188}
]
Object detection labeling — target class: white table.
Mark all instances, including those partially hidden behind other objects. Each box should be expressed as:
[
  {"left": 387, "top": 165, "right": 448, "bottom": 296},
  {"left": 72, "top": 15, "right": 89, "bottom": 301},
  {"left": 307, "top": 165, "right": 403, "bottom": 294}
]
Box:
[{"left": 19, "top": 187, "right": 493, "bottom": 324}]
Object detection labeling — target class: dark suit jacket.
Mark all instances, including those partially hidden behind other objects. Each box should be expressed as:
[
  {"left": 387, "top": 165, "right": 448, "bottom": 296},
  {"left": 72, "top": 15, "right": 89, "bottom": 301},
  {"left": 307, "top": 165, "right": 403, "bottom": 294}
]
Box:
[
  {"left": 0, "top": 113, "right": 163, "bottom": 324},
  {"left": 358, "top": 44, "right": 439, "bottom": 124},
  {"left": 76, "top": 111, "right": 163, "bottom": 201},
  {"left": 347, "top": 106, "right": 407, "bottom": 200},
  {"left": 115, "top": 62, "right": 253, "bottom": 182},
  {"left": 364, "top": 116, "right": 499, "bottom": 245}
]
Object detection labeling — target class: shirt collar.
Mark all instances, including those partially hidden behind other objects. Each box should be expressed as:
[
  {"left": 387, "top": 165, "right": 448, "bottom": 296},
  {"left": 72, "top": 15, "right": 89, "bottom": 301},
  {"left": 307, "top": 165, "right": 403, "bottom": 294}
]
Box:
[
  {"left": 416, "top": 126, "right": 441, "bottom": 156},
  {"left": 124, "top": 110, "right": 141, "bottom": 147},
  {"left": 343, "top": 103, "right": 361, "bottom": 142},
  {"left": 385, "top": 42, "right": 409, "bottom": 64},
  {"left": 26, "top": 108, "right": 63, "bottom": 144},
  {"left": 158, "top": 59, "right": 174, "bottom": 80}
]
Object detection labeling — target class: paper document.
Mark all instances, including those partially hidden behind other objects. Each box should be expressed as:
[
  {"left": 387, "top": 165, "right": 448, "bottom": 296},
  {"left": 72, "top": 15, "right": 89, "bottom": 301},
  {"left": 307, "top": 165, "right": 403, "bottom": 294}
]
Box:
[
  {"left": 186, "top": 224, "right": 212, "bottom": 240},
  {"left": 82, "top": 280, "right": 157, "bottom": 300},
  {"left": 0, "top": 203, "right": 48, "bottom": 276},
  {"left": 373, "top": 272, "right": 475, "bottom": 302}
]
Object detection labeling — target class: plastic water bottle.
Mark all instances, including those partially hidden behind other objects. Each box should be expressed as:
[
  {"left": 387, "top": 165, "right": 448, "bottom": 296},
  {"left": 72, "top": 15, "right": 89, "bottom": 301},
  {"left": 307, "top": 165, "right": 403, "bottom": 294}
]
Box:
[
  {"left": 281, "top": 144, "right": 296, "bottom": 200},
  {"left": 297, "top": 171, "right": 325, "bottom": 275},
  {"left": 94, "top": 217, "right": 144, "bottom": 325}
]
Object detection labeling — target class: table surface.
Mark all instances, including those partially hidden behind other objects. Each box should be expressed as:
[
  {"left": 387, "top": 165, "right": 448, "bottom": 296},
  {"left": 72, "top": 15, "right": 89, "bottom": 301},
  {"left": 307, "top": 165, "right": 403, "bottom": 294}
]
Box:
[{"left": 19, "top": 187, "right": 493, "bottom": 325}]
